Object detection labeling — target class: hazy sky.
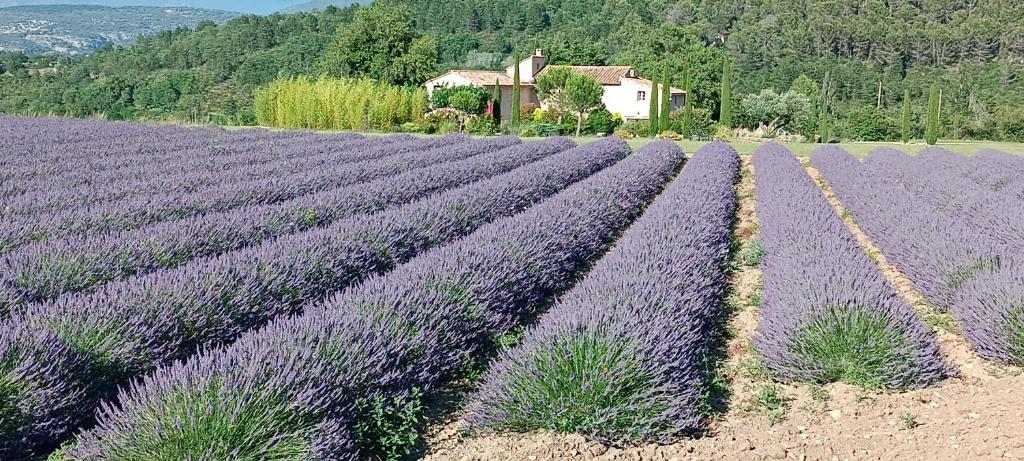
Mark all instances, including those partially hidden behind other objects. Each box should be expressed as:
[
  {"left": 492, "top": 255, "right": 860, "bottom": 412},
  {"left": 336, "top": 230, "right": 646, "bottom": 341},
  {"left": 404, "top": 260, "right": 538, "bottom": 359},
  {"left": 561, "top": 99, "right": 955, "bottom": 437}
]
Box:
[{"left": 0, "top": 1, "right": 315, "bottom": 14}]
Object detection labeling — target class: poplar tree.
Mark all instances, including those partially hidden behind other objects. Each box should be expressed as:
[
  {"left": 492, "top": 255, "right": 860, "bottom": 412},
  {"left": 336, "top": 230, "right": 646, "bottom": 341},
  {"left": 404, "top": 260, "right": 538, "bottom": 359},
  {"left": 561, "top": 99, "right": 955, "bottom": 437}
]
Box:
[
  {"left": 659, "top": 64, "right": 671, "bottom": 133},
  {"left": 648, "top": 72, "right": 660, "bottom": 137},
  {"left": 511, "top": 52, "right": 521, "bottom": 130},
  {"left": 719, "top": 57, "right": 733, "bottom": 127},
  {"left": 682, "top": 64, "right": 693, "bottom": 138},
  {"left": 901, "top": 88, "right": 911, "bottom": 144},
  {"left": 925, "top": 82, "right": 939, "bottom": 145}
]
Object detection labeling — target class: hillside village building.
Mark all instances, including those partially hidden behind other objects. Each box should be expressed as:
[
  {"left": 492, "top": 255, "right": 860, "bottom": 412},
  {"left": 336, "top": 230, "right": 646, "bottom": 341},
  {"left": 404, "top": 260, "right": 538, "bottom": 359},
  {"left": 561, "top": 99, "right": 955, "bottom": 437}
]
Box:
[{"left": 424, "top": 50, "right": 685, "bottom": 122}]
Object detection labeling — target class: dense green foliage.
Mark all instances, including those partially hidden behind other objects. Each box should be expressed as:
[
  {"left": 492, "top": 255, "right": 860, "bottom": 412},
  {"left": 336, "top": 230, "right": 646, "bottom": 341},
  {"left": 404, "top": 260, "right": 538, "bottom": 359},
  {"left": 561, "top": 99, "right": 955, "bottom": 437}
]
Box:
[
  {"left": 316, "top": 1, "right": 438, "bottom": 86},
  {"left": 432, "top": 85, "right": 490, "bottom": 114},
  {"left": 254, "top": 76, "right": 427, "bottom": 130},
  {"left": 0, "top": 0, "right": 1021, "bottom": 141}
]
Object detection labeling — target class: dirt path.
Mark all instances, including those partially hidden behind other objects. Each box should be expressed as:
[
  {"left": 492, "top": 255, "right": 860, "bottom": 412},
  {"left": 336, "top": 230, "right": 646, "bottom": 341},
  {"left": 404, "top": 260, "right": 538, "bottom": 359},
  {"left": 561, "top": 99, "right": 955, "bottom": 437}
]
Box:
[{"left": 422, "top": 156, "right": 1024, "bottom": 461}]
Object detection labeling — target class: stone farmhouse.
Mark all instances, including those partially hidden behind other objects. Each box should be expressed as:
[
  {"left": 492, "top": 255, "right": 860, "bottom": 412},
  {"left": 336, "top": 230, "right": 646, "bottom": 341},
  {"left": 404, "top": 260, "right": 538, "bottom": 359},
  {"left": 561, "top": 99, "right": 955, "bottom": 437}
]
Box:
[{"left": 424, "top": 49, "right": 685, "bottom": 122}]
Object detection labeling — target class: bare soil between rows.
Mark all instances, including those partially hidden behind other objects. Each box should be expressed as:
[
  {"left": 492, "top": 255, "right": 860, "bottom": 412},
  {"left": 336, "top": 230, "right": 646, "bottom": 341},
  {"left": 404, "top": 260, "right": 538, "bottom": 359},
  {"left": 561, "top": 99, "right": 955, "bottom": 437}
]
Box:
[{"left": 421, "top": 155, "right": 1024, "bottom": 461}]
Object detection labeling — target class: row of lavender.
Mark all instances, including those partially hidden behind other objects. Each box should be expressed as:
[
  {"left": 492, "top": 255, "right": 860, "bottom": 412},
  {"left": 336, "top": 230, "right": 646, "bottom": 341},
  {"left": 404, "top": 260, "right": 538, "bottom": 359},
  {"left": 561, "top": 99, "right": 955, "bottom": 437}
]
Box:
[
  {"left": 0, "top": 137, "right": 628, "bottom": 458},
  {"left": 754, "top": 145, "right": 952, "bottom": 388},
  {"left": 863, "top": 148, "right": 1024, "bottom": 247},
  {"left": 0, "top": 137, "right": 532, "bottom": 313},
  {"left": 814, "top": 147, "right": 1024, "bottom": 364},
  {"left": 3, "top": 133, "right": 386, "bottom": 218},
  {"left": 1, "top": 117, "right": 351, "bottom": 199},
  {"left": 52, "top": 141, "right": 685, "bottom": 460},
  {"left": 1, "top": 135, "right": 478, "bottom": 252},
  {"left": 1, "top": 116, "right": 321, "bottom": 179},
  {"left": 469, "top": 142, "right": 740, "bottom": 445}
]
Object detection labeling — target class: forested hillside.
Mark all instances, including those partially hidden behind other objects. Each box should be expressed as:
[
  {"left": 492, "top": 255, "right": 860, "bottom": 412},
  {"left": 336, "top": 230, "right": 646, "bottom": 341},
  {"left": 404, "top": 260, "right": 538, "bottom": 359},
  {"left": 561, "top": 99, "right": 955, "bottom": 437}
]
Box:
[{"left": 1, "top": 0, "right": 1021, "bottom": 141}]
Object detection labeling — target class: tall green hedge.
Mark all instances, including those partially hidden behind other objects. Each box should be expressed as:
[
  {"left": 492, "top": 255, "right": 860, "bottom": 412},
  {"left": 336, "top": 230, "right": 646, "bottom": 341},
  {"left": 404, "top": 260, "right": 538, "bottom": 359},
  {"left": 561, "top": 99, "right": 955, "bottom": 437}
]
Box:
[{"left": 254, "top": 76, "right": 428, "bottom": 131}]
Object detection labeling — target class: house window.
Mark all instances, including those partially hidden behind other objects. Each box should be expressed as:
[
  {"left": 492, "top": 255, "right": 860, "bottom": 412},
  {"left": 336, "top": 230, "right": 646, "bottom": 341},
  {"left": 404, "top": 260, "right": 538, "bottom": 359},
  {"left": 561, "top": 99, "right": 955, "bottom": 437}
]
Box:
[{"left": 637, "top": 91, "right": 646, "bottom": 101}]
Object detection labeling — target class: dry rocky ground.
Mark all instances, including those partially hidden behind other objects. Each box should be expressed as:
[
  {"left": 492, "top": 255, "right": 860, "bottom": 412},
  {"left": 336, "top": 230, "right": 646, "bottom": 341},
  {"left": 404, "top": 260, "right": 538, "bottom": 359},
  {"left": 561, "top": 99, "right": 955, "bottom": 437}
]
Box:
[{"left": 421, "top": 156, "right": 1024, "bottom": 461}]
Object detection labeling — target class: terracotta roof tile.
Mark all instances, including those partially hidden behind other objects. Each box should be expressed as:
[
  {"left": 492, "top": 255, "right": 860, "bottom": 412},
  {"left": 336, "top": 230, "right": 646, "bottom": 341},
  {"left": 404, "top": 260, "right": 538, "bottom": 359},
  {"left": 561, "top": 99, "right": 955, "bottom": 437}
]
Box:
[
  {"left": 435, "top": 70, "right": 533, "bottom": 87},
  {"left": 633, "top": 77, "right": 686, "bottom": 95},
  {"left": 536, "top": 66, "right": 685, "bottom": 94},
  {"left": 536, "top": 65, "right": 633, "bottom": 85}
]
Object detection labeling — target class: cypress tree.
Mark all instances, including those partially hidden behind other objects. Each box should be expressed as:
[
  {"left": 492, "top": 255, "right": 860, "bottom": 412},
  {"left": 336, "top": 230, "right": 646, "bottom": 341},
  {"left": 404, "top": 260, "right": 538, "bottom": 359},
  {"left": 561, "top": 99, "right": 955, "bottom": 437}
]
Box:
[
  {"left": 925, "top": 82, "right": 939, "bottom": 145},
  {"left": 648, "top": 71, "right": 660, "bottom": 137},
  {"left": 511, "top": 53, "right": 521, "bottom": 131},
  {"left": 492, "top": 78, "right": 502, "bottom": 126},
  {"left": 719, "top": 57, "right": 732, "bottom": 127},
  {"left": 682, "top": 64, "right": 693, "bottom": 138},
  {"left": 818, "top": 105, "right": 830, "bottom": 144},
  {"left": 901, "top": 88, "right": 911, "bottom": 144},
  {"left": 659, "top": 64, "right": 671, "bottom": 133}
]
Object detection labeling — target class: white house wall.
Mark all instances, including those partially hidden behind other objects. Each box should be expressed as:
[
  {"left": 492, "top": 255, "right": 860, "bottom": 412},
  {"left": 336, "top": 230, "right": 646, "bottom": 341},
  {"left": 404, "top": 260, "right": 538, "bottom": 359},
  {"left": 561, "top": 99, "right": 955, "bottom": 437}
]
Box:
[
  {"left": 424, "top": 74, "right": 474, "bottom": 96},
  {"left": 605, "top": 79, "right": 685, "bottom": 121}
]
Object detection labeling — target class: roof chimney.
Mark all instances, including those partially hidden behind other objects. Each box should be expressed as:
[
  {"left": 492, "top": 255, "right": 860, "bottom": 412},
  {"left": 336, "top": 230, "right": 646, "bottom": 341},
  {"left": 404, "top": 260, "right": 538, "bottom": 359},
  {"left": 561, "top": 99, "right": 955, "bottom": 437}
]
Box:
[{"left": 536, "top": 49, "right": 544, "bottom": 57}]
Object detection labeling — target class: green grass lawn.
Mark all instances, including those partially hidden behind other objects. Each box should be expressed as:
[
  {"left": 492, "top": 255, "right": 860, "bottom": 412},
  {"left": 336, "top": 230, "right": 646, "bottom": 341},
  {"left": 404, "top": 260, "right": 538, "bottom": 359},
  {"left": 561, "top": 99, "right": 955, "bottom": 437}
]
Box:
[
  {"left": 572, "top": 137, "right": 1024, "bottom": 158},
  {"left": 239, "top": 124, "right": 1024, "bottom": 158}
]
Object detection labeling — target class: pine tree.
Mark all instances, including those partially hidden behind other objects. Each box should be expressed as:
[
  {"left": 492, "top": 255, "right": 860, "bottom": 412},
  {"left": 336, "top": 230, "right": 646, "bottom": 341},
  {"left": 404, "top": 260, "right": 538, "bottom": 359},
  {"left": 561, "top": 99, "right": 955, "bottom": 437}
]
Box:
[
  {"left": 659, "top": 64, "right": 671, "bottom": 133},
  {"left": 719, "top": 57, "right": 732, "bottom": 128},
  {"left": 492, "top": 78, "right": 502, "bottom": 126},
  {"left": 925, "top": 82, "right": 939, "bottom": 145},
  {"left": 682, "top": 64, "right": 693, "bottom": 138},
  {"left": 648, "top": 71, "right": 660, "bottom": 137},
  {"left": 511, "top": 53, "right": 521, "bottom": 131},
  {"left": 901, "top": 88, "right": 911, "bottom": 144}
]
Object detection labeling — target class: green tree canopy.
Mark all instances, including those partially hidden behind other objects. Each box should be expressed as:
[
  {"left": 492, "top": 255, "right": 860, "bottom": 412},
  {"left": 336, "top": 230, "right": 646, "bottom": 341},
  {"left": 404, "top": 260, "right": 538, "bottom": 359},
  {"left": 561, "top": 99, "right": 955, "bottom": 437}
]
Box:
[
  {"left": 317, "top": 1, "right": 438, "bottom": 86},
  {"left": 535, "top": 66, "right": 573, "bottom": 116},
  {"left": 739, "top": 89, "right": 813, "bottom": 136},
  {"left": 564, "top": 73, "right": 604, "bottom": 137}
]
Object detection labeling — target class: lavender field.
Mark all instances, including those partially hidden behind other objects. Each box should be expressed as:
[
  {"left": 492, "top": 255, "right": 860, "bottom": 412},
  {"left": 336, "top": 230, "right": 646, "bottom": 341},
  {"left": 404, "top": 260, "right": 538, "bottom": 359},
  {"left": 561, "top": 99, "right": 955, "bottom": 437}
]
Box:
[{"left": 1, "top": 116, "right": 1023, "bottom": 460}]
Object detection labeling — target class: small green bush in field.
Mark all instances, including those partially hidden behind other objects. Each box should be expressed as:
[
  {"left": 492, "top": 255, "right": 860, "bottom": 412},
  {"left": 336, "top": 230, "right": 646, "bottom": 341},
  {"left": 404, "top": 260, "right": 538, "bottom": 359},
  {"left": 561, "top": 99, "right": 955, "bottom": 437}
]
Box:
[{"left": 355, "top": 388, "right": 425, "bottom": 461}]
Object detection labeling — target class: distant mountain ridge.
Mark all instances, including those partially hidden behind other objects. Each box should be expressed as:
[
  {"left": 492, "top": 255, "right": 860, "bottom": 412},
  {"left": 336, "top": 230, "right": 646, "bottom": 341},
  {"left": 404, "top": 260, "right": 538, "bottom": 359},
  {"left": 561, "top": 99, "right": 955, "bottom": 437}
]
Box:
[
  {"left": 280, "top": 0, "right": 362, "bottom": 13},
  {"left": 0, "top": 1, "right": 340, "bottom": 14},
  {"left": 0, "top": 4, "right": 238, "bottom": 55}
]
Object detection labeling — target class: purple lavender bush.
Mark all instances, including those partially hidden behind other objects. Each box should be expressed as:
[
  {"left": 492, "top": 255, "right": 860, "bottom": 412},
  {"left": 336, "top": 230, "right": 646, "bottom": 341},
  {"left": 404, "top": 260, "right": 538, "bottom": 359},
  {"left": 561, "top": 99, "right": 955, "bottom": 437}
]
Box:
[
  {"left": 814, "top": 147, "right": 1024, "bottom": 365},
  {"left": 0, "top": 134, "right": 473, "bottom": 253},
  {"left": 466, "top": 141, "right": 739, "bottom": 445},
  {"left": 58, "top": 141, "right": 685, "bottom": 461},
  {"left": 3, "top": 130, "right": 381, "bottom": 218},
  {"left": 917, "top": 148, "right": 1024, "bottom": 200},
  {"left": 0, "top": 137, "right": 623, "bottom": 459},
  {"left": 862, "top": 148, "right": 1024, "bottom": 248},
  {"left": 2, "top": 128, "right": 368, "bottom": 211},
  {"left": 0, "top": 137, "right": 544, "bottom": 312},
  {"left": 755, "top": 143, "right": 951, "bottom": 389}
]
